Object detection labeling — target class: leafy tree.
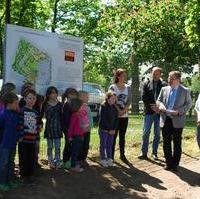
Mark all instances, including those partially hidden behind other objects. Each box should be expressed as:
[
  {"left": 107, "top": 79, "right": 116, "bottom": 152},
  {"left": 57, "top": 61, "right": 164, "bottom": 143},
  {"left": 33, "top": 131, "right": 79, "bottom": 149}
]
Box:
[
  {"left": 184, "top": 0, "right": 200, "bottom": 72},
  {"left": 190, "top": 73, "right": 200, "bottom": 93},
  {"left": 136, "top": 0, "right": 197, "bottom": 79}
]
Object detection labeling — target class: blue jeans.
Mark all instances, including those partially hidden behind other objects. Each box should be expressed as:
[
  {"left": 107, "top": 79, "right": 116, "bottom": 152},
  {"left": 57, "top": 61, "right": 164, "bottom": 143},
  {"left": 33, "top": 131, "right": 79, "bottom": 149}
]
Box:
[
  {"left": 0, "top": 149, "right": 15, "bottom": 184},
  {"left": 141, "top": 114, "right": 160, "bottom": 155},
  {"left": 197, "top": 125, "right": 200, "bottom": 149},
  {"left": 47, "top": 138, "right": 61, "bottom": 164}
]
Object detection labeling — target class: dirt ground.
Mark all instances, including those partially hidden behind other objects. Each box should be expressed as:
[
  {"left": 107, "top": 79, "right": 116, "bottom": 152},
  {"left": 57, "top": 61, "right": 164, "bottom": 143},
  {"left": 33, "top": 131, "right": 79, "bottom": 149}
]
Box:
[{"left": 0, "top": 153, "right": 200, "bottom": 199}]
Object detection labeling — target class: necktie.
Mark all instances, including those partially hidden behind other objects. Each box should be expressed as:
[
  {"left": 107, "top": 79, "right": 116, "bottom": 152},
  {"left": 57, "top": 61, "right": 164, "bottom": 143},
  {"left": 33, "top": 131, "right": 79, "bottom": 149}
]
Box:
[
  {"left": 153, "top": 82, "right": 157, "bottom": 101},
  {"left": 168, "top": 88, "right": 176, "bottom": 110}
]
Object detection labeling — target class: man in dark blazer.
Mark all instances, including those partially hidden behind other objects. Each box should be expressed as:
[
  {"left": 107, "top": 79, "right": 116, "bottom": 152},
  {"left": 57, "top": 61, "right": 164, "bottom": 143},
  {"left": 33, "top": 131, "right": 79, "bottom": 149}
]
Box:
[
  {"left": 138, "top": 67, "right": 167, "bottom": 160},
  {"left": 157, "top": 71, "right": 192, "bottom": 171}
]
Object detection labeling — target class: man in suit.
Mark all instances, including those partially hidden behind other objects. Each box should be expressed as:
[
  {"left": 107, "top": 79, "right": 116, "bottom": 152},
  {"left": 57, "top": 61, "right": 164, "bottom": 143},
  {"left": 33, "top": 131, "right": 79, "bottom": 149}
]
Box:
[
  {"left": 157, "top": 71, "right": 192, "bottom": 171},
  {"left": 195, "top": 94, "right": 200, "bottom": 149},
  {"left": 138, "top": 67, "right": 166, "bottom": 160}
]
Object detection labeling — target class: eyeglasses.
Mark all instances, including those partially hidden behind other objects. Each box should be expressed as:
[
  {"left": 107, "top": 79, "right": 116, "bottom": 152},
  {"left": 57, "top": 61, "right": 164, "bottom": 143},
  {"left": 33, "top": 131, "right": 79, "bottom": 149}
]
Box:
[{"left": 168, "top": 77, "right": 177, "bottom": 81}]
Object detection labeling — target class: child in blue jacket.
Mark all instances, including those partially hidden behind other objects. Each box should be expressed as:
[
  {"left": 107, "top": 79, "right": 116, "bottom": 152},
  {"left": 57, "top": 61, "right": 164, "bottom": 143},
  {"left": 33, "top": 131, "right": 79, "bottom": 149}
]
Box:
[{"left": 0, "top": 92, "right": 23, "bottom": 191}]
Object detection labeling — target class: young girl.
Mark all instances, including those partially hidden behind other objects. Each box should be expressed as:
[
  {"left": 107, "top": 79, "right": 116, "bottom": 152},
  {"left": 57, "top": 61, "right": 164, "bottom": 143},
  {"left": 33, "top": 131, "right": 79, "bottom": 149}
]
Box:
[
  {"left": 99, "top": 91, "right": 118, "bottom": 167},
  {"left": 0, "top": 92, "right": 23, "bottom": 191},
  {"left": 0, "top": 82, "right": 16, "bottom": 111},
  {"left": 62, "top": 88, "right": 78, "bottom": 169},
  {"left": 18, "top": 89, "right": 40, "bottom": 184},
  {"left": 68, "top": 98, "right": 84, "bottom": 172},
  {"left": 42, "top": 86, "right": 62, "bottom": 169},
  {"left": 78, "top": 91, "right": 93, "bottom": 166}
]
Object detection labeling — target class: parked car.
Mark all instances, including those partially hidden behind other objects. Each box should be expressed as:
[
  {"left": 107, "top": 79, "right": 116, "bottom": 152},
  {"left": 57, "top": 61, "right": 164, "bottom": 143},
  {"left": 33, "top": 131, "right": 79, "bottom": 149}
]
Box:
[{"left": 83, "top": 82, "right": 105, "bottom": 122}]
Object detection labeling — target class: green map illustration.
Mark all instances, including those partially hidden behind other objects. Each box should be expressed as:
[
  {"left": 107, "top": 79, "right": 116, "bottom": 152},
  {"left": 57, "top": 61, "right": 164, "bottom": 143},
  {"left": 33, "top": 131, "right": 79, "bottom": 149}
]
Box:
[{"left": 12, "top": 39, "right": 51, "bottom": 84}]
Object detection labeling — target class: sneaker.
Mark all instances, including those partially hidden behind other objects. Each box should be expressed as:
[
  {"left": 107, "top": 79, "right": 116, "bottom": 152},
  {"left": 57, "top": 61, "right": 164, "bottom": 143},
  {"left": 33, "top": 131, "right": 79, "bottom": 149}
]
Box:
[
  {"left": 35, "top": 162, "right": 42, "bottom": 168},
  {"left": 9, "top": 181, "right": 21, "bottom": 188},
  {"left": 107, "top": 159, "right": 113, "bottom": 167},
  {"left": 71, "top": 165, "right": 84, "bottom": 173},
  {"left": 49, "top": 161, "right": 56, "bottom": 169},
  {"left": 63, "top": 160, "right": 71, "bottom": 169},
  {"left": 138, "top": 154, "right": 148, "bottom": 160},
  {"left": 100, "top": 159, "right": 108, "bottom": 167},
  {"left": 81, "top": 160, "right": 89, "bottom": 167},
  {"left": 0, "top": 184, "right": 10, "bottom": 191},
  {"left": 22, "top": 177, "right": 36, "bottom": 185},
  {"left": 55, "top": 161, "right": 62, "bottom": 169},
  {"left": 152, "top": 154, "right": 158, "bottom": 160}
]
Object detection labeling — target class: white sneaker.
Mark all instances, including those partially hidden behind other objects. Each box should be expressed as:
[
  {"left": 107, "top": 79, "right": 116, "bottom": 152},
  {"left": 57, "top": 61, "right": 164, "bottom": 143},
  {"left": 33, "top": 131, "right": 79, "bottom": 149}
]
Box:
[
  {"left": 107, "top": 159, "right": 113, "bottom": 167},
  {"left": 71, "top": 165, "right": 84, "bottom": 173},
  {"left": 100, "top": 159, "right": 108, "bottom": 167}
]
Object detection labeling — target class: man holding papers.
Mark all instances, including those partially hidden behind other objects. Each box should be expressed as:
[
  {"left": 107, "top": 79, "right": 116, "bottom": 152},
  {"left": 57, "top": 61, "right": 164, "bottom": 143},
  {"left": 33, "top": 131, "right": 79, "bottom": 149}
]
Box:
[{"left": 157, "top": 71, "right": 192, "bottom": 171}]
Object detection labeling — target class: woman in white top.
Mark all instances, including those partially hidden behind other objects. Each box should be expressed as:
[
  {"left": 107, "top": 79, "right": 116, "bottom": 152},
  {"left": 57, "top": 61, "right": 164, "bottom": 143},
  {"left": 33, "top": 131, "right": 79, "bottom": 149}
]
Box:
[
  {"left": 195, "top": 94, "right": 200, "bottom": 148},
  {"left": 109, "top": 68, "right": 132, "bottom": 161}
]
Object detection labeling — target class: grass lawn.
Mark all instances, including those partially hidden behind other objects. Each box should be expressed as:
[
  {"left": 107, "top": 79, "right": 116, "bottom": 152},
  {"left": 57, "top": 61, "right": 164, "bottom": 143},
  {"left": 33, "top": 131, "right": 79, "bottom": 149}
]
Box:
[{"left": 38, "top": 115, "right": 199, "bottom": 161}]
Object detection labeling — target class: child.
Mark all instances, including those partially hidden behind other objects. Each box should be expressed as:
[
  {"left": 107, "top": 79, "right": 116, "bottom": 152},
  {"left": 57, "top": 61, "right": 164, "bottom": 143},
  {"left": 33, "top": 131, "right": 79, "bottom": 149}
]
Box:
[
  {"left": 18, "top": 89, "right": 40, "bottom": 184},
  {"left": 99, "top": 91, "right": 118, "bottom": 167},
  {"left": 0, "top": 82, "right": 16, "bottom": 111},
  {"left": 0, "top": 92, "right": 23, "bottom": 191},
  {"left": 62, "top": 88, "right": 78, "bottom": 169},
  {"left": 41, "top": 86, "right": 62, "bottom": 169},
  {"left": 19, "top": 82, "right": 44, "bottom": 168},
  {"left": 78, "top": 91, "right": 93, "bottom": 167},
  {"left": 68, "top": 98, "right": 85, "bottom": 172}
]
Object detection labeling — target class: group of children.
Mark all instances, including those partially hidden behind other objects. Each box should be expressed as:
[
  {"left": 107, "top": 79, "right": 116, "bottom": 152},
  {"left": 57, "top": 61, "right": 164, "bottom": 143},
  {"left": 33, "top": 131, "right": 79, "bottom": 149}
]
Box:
[{"left": 0, "top": 82, "right": 119, "bottom": 191}]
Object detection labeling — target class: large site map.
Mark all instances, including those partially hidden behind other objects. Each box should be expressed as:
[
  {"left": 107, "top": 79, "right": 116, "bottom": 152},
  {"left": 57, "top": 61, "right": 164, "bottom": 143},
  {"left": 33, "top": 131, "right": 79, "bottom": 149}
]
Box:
[{"left": 12, "top": 39, "right": 51, "bottom": 84}]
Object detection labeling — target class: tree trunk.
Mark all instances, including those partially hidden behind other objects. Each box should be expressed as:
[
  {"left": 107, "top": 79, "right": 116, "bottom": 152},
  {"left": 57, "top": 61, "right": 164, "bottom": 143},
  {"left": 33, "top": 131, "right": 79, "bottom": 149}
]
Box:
[
  {"left": 0, "top": 12, "right": 5, "bottom": 77},
  {"left": 0, "top": 30, "right": 3, "bottom": 77},
  {"left": 5, "top": 0, "right": 11, "bottom": 24},
  {"left": 198, "top": 47, "right": 200, "bottom": 74},
  {"left": 130, "top": 54, "right": 140, "bottom": 115},
  {"left": 51, "top": 0, "right": 59, "bottom": 32}
]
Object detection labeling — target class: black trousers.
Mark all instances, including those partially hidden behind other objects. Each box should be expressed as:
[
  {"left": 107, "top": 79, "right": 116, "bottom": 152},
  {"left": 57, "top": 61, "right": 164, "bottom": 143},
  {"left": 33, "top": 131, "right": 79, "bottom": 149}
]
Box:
[
  {"left": 162, "top": 117, "right": 183, "bottom": 168},
  {"left": 81, "top": 131, "right": 90, "bottom": 161},
  {"left": 63, "top": 134, "right": 72, "bottom": 163},
  {"left": 112, "top": 117, "right": 128, "bottom": 159},
  {"left": 18, "top": 142, "right": 36, "bottom": 177}
]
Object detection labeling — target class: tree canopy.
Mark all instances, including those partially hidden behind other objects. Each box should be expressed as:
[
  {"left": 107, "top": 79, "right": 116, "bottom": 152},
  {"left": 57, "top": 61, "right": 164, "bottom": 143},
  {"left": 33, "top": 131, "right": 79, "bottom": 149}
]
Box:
[{"left": 0, "top": 0, "right": 199, "bottom": 113}]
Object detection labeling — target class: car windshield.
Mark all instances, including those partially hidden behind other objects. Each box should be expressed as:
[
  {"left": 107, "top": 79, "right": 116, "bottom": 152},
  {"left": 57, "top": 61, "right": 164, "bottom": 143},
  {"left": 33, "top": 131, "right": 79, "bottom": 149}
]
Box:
[{"left": 83, "top": 83, "right": 104, "bottom": 95}]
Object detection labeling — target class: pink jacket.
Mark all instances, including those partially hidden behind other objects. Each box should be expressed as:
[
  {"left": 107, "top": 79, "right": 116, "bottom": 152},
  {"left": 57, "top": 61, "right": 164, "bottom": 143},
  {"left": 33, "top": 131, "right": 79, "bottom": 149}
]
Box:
[
  {"left": 79, "top": 103, "right": 90, "bottom": 132},
  {"left": 68, "top": 112, "right": 84, "bottom": 139}
]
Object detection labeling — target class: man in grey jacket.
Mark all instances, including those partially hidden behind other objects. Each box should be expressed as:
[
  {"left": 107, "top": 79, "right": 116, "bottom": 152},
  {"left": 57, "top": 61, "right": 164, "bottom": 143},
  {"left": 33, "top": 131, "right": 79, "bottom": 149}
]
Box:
[{"left": 157, "top": 71, "right": 192, "bottom": 171}]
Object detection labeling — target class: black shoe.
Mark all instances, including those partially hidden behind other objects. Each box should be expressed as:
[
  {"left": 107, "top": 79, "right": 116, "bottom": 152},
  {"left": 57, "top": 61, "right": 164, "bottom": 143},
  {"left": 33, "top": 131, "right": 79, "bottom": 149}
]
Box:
[
  {"left": 164, "top": 165, "right": 172, "bottom": 171},
  {"left": 172, "top": 167, "right": 179, "bottom": 172},
  {"left": 120, "top": 155, "right": 128, "bottom": 162},
  {"left": 138, "top": 154, "right": 148, "bottom": 160},
  {"left": 35, "top": 162, "right": 42, "bottom": 168},
  {"left": 152, "top": 154, "right": 158, "bottom": 160}
]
